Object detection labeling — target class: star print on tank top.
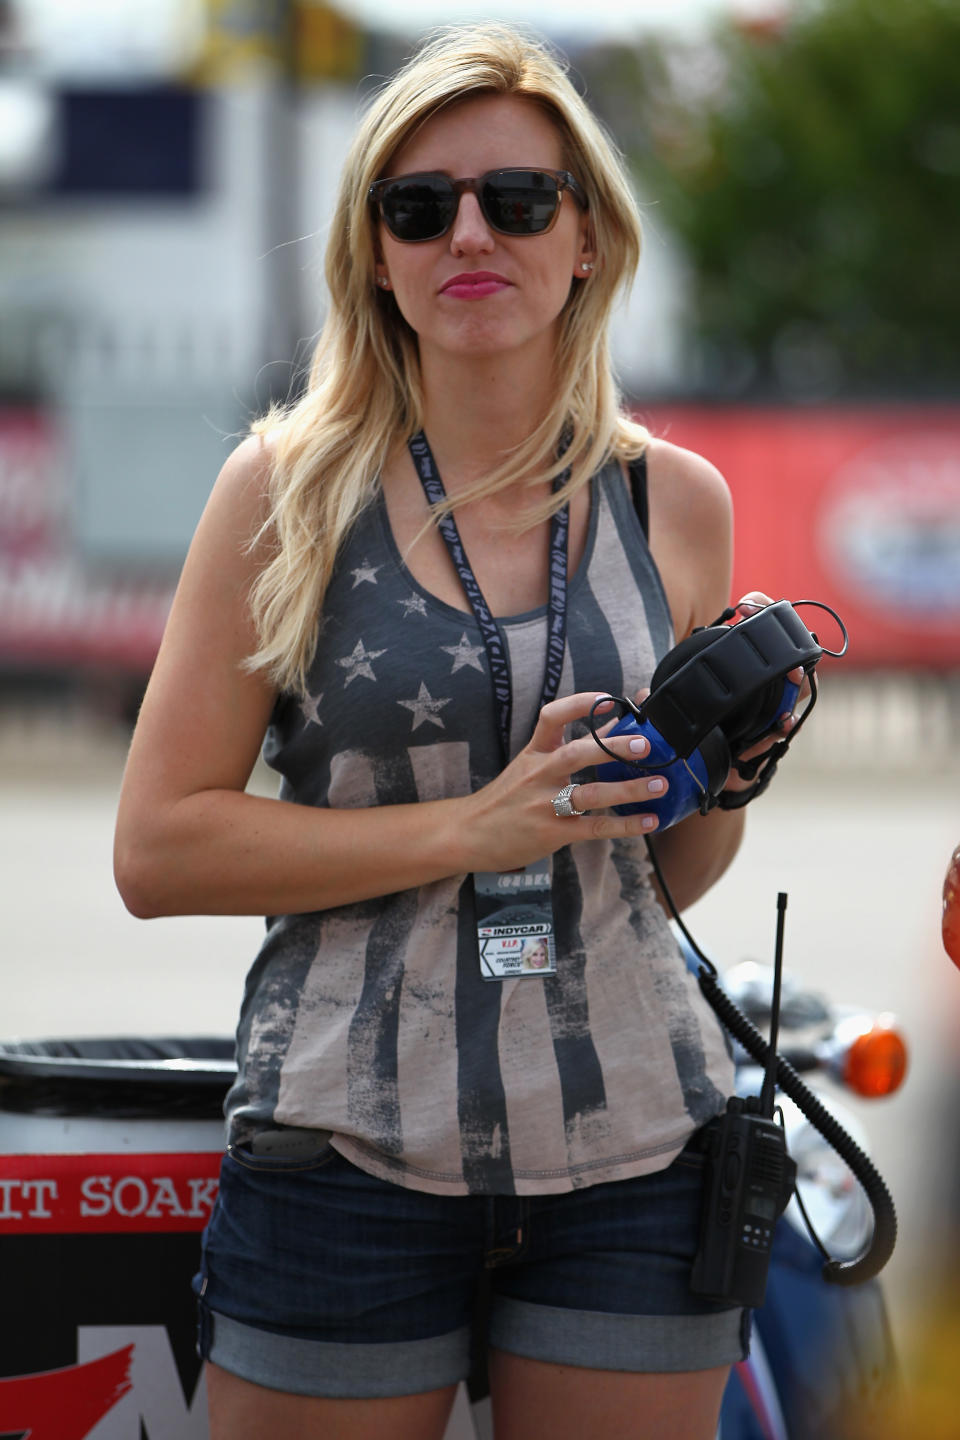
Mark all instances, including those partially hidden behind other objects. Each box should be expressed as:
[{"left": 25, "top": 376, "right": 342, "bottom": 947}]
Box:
[
  {"left": 225, "top": 462, "right": 734, "bottom": 1196},
  {"left": 443, "top": 634, "right": 486, "bottom": 673}
]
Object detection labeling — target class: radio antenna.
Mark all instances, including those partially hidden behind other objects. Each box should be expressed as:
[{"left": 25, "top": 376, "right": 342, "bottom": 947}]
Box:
[{"left": 760, "top": 893, "right": 788, "bottom": 1118}]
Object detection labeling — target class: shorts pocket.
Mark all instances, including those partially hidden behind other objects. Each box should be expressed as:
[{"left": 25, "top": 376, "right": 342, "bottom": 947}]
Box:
[
  {"left": 227, "top": 1127, "right": 338, "bottom": 1173},
  {"left": 672, "top": 1143, "right": 707, "bottom": 1172}
]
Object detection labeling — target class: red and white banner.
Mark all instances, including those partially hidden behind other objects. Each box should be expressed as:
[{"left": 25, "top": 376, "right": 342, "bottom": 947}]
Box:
[
  {"left": 0, "top": 1152, "right": 221, "bottom": 1234},
  {"left": 637, "top": 404, "right": 960, "bottom": 668},
  {"left": 5, "top": 403, "right": 958, "bottom": 673},
  {"left": 0, "top": 408, "right": 174, "bottom": 671}
]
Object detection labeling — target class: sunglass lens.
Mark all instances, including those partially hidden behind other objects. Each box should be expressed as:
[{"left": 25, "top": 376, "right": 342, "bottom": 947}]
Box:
[
  {"left": 482, "top": 171, "right": 560, "bottom": 234},
  {"left": 381, "top": 178, "right": 456, "bottom": 241}
]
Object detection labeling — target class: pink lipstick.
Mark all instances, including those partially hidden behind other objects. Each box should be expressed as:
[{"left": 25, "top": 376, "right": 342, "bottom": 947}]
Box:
[{"left": 439, "top": 271, "right": 511, "bottom": 299}]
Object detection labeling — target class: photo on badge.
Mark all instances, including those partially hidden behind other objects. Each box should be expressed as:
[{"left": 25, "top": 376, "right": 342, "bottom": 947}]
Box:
[{"left": 473, "top": 862, "right": 557, "bottom": 980}]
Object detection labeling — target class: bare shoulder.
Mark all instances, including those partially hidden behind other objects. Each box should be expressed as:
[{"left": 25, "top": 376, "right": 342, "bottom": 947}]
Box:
[
  {"left": 118, "top": 431, "right": 281, "bottom": 807},
  {"left": 644, "top": 436, "right": 732, "bottom": 532},
  {"left": 642, "top": 437, "right": 734, "bottom": 635},
  {"left": 170, "top": 431, "right": 280, "bottom": 598},
  {"left": 202, "top": 430, "right": 276, "bottom": 537},
  {"left": 218, "top": 428, "right": 275, "bottom": 486}
]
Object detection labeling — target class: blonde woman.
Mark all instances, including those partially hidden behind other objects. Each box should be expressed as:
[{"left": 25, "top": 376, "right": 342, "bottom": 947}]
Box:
[{"left": 115, "top": 23, "right": 785, "bottom": 1440}]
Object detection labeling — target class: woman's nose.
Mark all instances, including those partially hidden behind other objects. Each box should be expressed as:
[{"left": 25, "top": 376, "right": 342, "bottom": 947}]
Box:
[{"left": 449, "top": 191, "right": 496, "bottom": 255}]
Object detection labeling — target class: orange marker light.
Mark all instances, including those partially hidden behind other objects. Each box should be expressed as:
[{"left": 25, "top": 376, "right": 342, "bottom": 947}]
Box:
[
  {"left": 943, "top": 845, "right": 960, "bottom": 970},
  {"left": 843, "top": 1020, "right": 908, "bottom": 1098}
]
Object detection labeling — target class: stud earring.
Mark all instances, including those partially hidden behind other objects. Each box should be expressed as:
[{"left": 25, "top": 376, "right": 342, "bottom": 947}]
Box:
[
  {"left": 580, "top": 262, "right": 594, "bottom": 273},
  {"left": 377, "top": 276, "right": 390, "bottom": 288}
]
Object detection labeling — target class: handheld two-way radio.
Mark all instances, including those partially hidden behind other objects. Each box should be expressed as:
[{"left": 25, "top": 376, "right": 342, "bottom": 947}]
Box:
[
  {"left": 672, "top": 880, "right": 899, "bottom": 1304},
  {"left": 590, "top": 598, "right": 848, "bottom": 831},
  {"left": 689, "top": 894, "right": 797, "bottom": 1308}
]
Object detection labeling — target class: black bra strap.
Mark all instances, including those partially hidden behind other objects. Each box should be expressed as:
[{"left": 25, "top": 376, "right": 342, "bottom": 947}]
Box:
[{"left": 628, "top": 451, "right": 649, "bottom": 541}]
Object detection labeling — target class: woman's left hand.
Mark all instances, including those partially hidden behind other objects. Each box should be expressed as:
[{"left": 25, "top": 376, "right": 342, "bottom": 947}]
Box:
[
  {"left": 634, "top": 590, "right": 810, "bottom": 801},
  {"left": 714, "top": 590, "right": 809, "bottom": 799}
]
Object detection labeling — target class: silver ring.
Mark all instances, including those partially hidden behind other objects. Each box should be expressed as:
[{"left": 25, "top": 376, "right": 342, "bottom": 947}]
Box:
[{"left": 552, "top": 783, "right": 587, "bottom": 818}]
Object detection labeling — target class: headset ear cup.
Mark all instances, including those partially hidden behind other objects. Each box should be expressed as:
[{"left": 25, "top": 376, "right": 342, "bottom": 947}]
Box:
[
  {"left": 650, "top": 627, "right": 725, "bottom": 690},
  {"left": 654, "top": 631, "right": 785, "bottom": 753},
  {"left": 723, "top": 678, "right": 785, "bottom": 753},
  {"left": 698, "top": 726, "right": 732, "bottom": 797}
]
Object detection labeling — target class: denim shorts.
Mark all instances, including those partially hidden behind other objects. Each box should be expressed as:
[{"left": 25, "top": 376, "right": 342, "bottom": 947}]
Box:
[{"left": 194, "top": 1134, "right": 748, "bottom": 1399}]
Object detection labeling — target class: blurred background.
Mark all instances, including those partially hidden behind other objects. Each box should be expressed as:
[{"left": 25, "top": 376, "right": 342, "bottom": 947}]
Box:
[{"left": 1, "top": 0, "right": 958, "bottom": 1414}]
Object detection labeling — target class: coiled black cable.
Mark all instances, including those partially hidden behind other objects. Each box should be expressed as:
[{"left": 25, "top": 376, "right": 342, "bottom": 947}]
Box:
[
  {"left": 643, "top": 832, "right": 898, "bottom": 1286},
  {"left": 698, "top": 968, "right": 898, "bottom": 1285}
]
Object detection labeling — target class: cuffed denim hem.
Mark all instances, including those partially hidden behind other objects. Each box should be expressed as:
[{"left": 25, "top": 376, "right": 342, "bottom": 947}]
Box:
[
  {"left": 201, "top": 1303, "right": 472, "bottom": 1398},
  {"left": 489, "top": 1295, "right": 748, "bottom": 1374}
]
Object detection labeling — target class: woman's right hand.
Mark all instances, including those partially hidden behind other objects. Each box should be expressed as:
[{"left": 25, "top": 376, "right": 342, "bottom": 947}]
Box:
[
  {"left": 458, "top": 691, "right": 669, "bottom": 874},
  {"left": 117, "top": 682, "right": 665, "bottom": 918}
]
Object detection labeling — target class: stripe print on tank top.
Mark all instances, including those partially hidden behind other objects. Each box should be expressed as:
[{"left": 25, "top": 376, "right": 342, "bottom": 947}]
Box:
[
  {"left": 225, "top": 463, "right": 733, "bottom": 1195},
  {"left": 461, "top": 478, "right": 728, "bottom": 1192}
]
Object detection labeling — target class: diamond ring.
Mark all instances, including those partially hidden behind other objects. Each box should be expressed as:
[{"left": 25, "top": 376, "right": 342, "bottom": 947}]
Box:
[{"left": 552, "top": 783, "right": 587, "bottom": 818}]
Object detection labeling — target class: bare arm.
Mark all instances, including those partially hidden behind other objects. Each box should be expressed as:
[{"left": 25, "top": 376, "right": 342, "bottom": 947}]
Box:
[
  {"left": 114, "top": 440, "right": 674, "bottom": 920},
  {"left": 638, "top": 438, "right": 746, "bottom": 912}
]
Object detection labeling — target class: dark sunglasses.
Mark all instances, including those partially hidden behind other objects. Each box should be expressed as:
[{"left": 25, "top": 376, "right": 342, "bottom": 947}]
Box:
[{"left": 368, "top": 167, "right": 588, "bottom": 244}]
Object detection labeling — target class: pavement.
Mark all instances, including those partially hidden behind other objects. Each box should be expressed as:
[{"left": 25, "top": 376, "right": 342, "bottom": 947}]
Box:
[{"left": 1, "top": 689, "right": 958, "bottom": 1374}]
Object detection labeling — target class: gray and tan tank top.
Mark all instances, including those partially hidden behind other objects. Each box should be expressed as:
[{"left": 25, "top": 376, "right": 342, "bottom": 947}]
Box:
[{"left": 224, "top": 460, "right": 734, "bottom": 1195}]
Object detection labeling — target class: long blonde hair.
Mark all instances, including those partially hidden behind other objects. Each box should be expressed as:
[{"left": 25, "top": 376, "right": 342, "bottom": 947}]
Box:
[{"left": 246, "top": 22, "right": 648, "bottom": 695}]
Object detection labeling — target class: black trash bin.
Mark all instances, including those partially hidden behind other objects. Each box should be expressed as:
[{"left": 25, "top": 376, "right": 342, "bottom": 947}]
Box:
[{"left": 0, "top": 1036, "right": 234, "bottom": 1439}]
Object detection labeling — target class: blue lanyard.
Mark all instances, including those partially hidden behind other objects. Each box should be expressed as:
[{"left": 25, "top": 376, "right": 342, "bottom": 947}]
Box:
[{"left": 408, "top": 430, "right": 570, "bottom": 764}]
